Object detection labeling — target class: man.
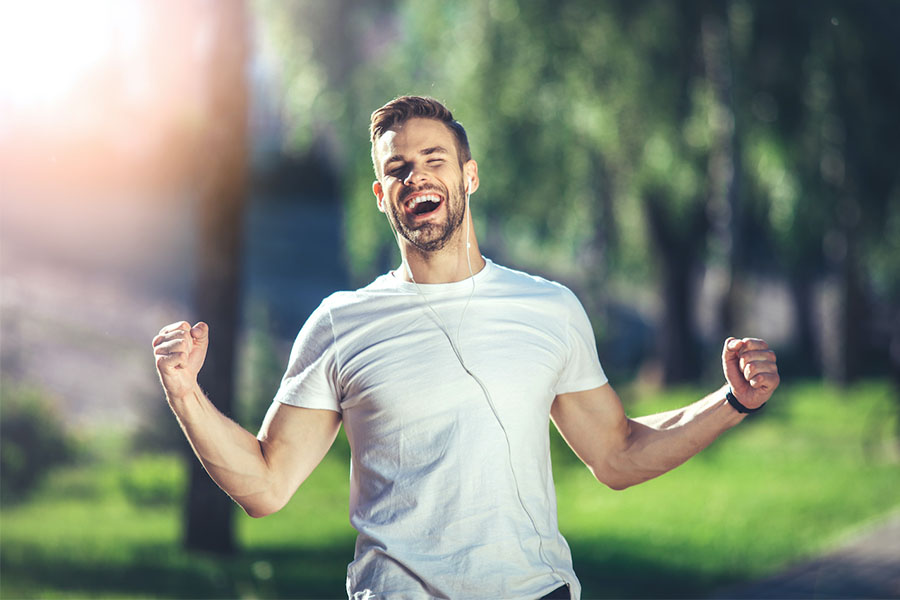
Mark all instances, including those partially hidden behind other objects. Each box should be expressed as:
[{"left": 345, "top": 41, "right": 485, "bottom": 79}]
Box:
[{"left": 153, "top": 96, "right": 780, "bottom": 599}]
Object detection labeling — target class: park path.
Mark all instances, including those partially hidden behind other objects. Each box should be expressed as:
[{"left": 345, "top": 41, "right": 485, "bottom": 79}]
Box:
[{"left": 714, "top": 510, "right": 900, "bottom": 599}]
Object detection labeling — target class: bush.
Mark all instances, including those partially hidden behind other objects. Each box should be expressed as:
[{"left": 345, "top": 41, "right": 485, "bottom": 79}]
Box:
[
  {"left": 0, "top": 381, "right": 75, "bottom": 502},
  {"left": 118, "top": 453, "right": 186, "bottom": 507}
]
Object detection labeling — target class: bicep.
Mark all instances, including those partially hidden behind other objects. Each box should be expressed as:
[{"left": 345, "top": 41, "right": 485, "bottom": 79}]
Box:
[
  {"left": 257, "top": 403, "right": 342, "bottom": 501},
  {"left": 551, "top": 383, "right": 631, "bottom": 477}
]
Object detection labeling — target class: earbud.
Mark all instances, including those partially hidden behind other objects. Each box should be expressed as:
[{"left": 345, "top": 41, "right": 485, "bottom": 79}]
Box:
[{"left": 465, "top": 180, "right": 473, "bottom": 247}]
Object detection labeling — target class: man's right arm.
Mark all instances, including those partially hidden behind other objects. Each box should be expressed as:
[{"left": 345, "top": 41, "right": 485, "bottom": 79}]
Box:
[{"left": 152, "top": 321, "right": 341, "bottom": 518}]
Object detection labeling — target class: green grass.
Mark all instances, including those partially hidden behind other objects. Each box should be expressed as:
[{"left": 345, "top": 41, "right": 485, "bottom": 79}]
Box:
[
  {"left": 555, "top": 380, "right": 900, "bottom": 597},
  {"left": 1, "top": 381, "right": 897, "bottom": 599}
]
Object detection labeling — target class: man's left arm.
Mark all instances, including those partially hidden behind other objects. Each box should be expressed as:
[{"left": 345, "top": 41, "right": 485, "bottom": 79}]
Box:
[{"left": 550, "top": 337, "right": 779, "bottom": 490}]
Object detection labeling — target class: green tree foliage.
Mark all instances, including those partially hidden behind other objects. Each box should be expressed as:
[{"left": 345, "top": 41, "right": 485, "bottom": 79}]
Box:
[
  {"left": 255, "top": 0, "right": 900, "bottom": 383},
  {"left": 739, "top": 1, "right": 900, "bottom": 380}
]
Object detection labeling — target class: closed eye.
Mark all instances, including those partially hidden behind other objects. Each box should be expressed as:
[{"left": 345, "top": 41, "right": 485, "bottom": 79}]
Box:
[{"left": 386, "top": 165, "right": 408, "bottom": 178}]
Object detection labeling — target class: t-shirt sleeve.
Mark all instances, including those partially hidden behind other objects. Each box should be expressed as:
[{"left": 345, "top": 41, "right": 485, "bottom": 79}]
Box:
[
  {"left": 554, "top": 288, "right": 608, "bottom": 395},
  {"left": 272, "top": 300, "right": 342, "bottom": 413}
]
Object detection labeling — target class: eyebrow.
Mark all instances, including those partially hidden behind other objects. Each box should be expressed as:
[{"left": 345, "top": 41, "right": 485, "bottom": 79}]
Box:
[
  {"left": 384, "top": 146, "right": 451, "bottom": 166},
  {"left": 420, "top": 146, "right": 450, "bottom": 156}
]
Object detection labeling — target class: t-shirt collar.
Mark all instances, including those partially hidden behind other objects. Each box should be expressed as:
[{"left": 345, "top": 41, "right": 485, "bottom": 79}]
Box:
[{"left": 385, "top": 256, "right": 493, "bottom": 294}]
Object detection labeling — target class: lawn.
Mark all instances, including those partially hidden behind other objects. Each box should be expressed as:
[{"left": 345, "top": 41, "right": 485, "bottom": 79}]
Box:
[{"left": 1, "top": 381, "right": 897, "bottom": 599}]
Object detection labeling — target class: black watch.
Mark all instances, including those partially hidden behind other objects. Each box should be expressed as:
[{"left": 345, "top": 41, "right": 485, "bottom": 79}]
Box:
[{"left": 725, "top": 389, "right": 765, "bottom": 414}]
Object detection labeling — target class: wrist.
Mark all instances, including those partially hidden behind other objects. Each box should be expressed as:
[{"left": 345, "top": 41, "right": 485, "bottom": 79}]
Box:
[
  {"left": 725, "top": 388, "right": 765, "bottom": 414},
  {"left": 165, "top": 382, "right": 202, "bottom": 408}
]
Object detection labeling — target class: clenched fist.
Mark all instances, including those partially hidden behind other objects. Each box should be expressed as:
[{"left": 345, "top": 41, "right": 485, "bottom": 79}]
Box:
[
  {"left": 722, "top": 337, "right": 780, "bottom": 411},
  {"left": 152, "top": 321, "right": 209, "bottom": 400}
]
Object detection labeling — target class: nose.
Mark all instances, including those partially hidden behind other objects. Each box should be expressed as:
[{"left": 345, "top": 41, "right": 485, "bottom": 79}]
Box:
[{"left": 402, "top": 164, "right": 428, "bottom": 186}]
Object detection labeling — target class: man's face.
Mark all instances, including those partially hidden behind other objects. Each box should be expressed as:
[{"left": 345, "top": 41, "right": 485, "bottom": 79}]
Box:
[{"left": 373, "top": 118, "right": 474, "bottom": 253}]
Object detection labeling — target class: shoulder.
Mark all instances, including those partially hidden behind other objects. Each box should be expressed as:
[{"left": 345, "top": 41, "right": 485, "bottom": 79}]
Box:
[
  {"left": 317, "top": 273, "right": 402, "bottom": 310},
  {"left": 486, "top": 260, "right": 580, "bottom": 304},
  {"left": 310, "top": 274, "right": 412, "bottom": 331},
  {"left": 483, "top": 261, "right": 591, "bottom": 332},
  {"left": 289, "top": 280, "right": 394, "bottom": 355}
]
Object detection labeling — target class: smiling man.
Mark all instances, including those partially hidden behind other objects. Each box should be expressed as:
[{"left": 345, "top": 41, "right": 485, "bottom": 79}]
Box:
[
  {"left": 152, "top": 96, "right": 780, "bottom": 600},
  {"left": 374, "top": 117, "right": 470, "bottom": 254}
]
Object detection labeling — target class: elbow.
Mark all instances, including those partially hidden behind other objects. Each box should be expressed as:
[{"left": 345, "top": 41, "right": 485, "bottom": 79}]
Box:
[
  {"left": 237, "top": 492, "right": 288, "bottom": 519},
  {"left": 243, "top": 505, "right": 277, "bottom": 519},
  {"left": 603, "top": 478, "right": 633, "bottom": 491},
  {"left": 590, "top": 459, "right": 639, "bottom": 491},
  {"left": 595, "top": 471, "right": 635, "bottom": 491}
]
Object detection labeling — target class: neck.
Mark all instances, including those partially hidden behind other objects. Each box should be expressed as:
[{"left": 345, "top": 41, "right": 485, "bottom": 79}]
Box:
[{"left": 396, "top": 215, "right": 485, "bottom": 284}]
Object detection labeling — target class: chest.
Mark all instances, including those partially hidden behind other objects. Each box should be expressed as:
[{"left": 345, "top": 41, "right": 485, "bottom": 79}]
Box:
[{"left": 333, "top": 296, "right": 568, "bottom": 434}]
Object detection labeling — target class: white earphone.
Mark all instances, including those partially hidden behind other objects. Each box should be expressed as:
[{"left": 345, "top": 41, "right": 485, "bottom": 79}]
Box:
[{"left": 465, "top": 179, "right": 473, "bottom": 248}]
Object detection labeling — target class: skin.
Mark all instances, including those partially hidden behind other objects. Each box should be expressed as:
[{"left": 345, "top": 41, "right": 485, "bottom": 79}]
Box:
[
  {"left": 152, "top": 116, "right": 780, "bottom": 517},
  {"left": 153, "top": 321, "right": 340, "bottom": 517},
  {"left": 372, "top": 117, "right": 484, "bottom": 284},
  {"left": 553, "top": 336, "right": 778, "bottom": 490}
]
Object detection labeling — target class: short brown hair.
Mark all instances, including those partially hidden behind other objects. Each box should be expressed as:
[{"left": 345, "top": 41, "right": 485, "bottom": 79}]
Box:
[{"left": 370, "top": 96, "right": 471, "bottom": 175}]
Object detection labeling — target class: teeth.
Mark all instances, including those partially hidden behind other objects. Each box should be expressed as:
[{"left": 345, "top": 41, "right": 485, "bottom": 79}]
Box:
[{"left": 408, "top": 194, "right": 440, "bottom": 206}]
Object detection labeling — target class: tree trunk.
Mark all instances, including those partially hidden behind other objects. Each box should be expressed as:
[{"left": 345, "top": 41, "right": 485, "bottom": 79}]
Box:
[
  {"left": 579, "top": 152, "right": 615, "bottom": 333},
  {"left": 185, "top": 0, "right": 249, "bottom": 555},
  {"left": 889, "top": 306, "right": 900, "bottom": 449},
  {"left": 834, "top": 222, "right": 867, "bottom": 384},
  {"left": 659, "top": 252, "right": 702, "bottom": 384},
  {"left": 788, "top": 270, "right": 819, "bottom": 377},
  {"left": 700, "top": 2, "right": 743, "bottom": 341},
  {"left": 644, "top": 191, "right": 705, "bottom": 384}
]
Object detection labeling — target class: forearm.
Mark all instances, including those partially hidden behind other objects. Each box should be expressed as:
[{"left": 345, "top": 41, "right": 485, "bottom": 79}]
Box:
[
  {"left": 556, "top": 338, "right": 779, "bottom": 491},
  {"left": 604, "top": 385, "right": 745, "bottom": 489},
  {"left": 167, "top": 385, "right": 279, "bottom": 516}
]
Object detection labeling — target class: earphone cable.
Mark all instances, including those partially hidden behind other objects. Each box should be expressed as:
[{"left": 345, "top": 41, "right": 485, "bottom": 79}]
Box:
[{"left": 390, "top": 190, "right": 567, "bottom": 587}]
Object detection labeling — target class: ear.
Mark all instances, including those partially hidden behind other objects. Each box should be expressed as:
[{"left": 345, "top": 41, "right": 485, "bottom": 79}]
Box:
[
  {"left": 464, "top": 160, "right": 480, "bottom": 195},
  {"left": 373, "top": 180, "right": 386, "bottom": 213}
]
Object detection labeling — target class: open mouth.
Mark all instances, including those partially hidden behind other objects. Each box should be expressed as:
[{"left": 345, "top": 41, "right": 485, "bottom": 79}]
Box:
[{"left": 405, "top": 193, "right": 443, "bottom": 217}]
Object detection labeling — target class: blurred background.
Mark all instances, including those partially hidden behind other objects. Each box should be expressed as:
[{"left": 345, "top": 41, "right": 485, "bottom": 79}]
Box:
[{"left": 1, "top": 0, "right": 897, "bottom": 598}]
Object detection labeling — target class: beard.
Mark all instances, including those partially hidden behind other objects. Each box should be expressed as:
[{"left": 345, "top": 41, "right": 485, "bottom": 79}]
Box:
[{"left": 390, "top": 179, "right": 467, "bottom": 252}]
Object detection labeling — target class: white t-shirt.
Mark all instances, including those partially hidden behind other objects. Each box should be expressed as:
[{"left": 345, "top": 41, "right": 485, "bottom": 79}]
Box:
[{"left": 274, "top": 258, "right": 607, "bottom": 599}]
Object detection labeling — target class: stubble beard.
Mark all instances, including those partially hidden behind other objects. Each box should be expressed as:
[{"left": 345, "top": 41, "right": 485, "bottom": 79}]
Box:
[{"left": 391, "top": 180, "right": 467, "bottom": 253}]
